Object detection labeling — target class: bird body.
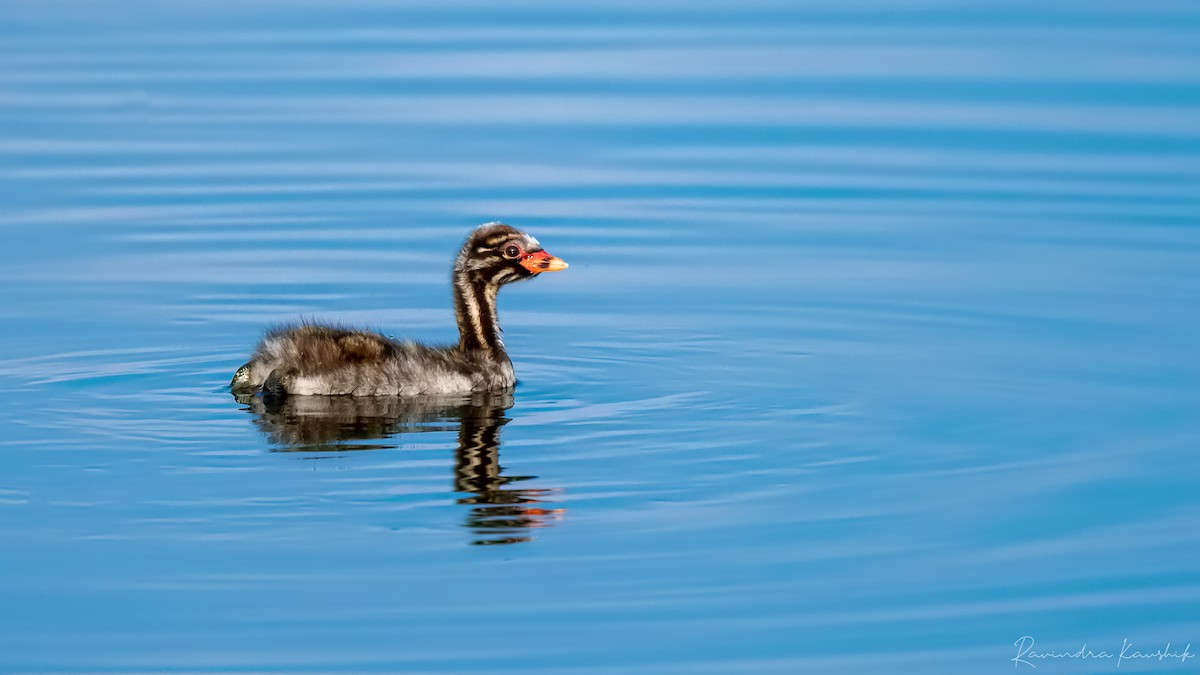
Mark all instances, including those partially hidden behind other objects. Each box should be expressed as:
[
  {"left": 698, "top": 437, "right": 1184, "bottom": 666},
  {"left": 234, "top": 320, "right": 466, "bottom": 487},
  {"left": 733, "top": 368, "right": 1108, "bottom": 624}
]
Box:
[{"left": 231, "top": 223, "right": 566, "bottom": 397}]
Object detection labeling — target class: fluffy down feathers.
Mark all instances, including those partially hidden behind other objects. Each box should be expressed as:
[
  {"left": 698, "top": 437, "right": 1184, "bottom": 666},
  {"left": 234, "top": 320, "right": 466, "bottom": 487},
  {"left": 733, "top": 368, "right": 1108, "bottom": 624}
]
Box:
[{"left": 232, "top": 324, "right": 515, "bottom": 396}]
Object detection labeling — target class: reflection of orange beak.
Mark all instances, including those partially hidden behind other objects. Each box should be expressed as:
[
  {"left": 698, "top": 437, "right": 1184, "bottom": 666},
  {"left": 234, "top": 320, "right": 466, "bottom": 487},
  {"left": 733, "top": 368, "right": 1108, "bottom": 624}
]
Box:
[{"left": 519, "top": 250, "right": 569, "bottom": 274}]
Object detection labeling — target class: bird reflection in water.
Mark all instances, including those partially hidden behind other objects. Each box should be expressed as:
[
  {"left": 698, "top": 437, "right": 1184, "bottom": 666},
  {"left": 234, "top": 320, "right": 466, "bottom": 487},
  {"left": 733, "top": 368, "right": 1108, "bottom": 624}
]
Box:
[{"left": 235, "top": 392, "right": 563, "bottom": 545}]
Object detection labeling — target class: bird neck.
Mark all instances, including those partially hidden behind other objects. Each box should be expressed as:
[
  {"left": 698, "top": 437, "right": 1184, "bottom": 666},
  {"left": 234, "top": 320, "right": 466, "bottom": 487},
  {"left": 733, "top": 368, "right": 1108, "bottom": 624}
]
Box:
[{"left": 453, "top": 273, "right": 507, "bottom": 357}]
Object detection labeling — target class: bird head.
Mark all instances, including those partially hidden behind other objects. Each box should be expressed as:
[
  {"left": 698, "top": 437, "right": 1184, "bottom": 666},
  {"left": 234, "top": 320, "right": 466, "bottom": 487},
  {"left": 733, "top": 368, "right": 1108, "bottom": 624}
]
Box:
[{"left": 454, "top": 222, "right": 568, "bottom": 286}]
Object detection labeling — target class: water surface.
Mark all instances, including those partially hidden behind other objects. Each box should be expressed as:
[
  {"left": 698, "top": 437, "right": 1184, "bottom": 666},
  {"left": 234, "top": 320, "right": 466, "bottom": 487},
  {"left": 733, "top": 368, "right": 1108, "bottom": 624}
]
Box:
[{"left": 2, "top": 1, "right": 1199, "bottom": 672}]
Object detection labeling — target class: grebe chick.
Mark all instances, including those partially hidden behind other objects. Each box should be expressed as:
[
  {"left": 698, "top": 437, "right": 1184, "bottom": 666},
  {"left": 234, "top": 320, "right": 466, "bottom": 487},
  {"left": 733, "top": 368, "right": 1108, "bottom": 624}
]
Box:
[{"left": 230, "top": 223, "right": 568, "bottom": 397}]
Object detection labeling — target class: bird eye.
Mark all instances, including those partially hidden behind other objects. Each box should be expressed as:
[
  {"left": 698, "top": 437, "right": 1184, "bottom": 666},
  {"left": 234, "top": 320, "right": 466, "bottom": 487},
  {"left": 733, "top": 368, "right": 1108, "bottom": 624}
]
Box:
[{"left": 504, "top": 244, "right": 521, "bottom": 258}]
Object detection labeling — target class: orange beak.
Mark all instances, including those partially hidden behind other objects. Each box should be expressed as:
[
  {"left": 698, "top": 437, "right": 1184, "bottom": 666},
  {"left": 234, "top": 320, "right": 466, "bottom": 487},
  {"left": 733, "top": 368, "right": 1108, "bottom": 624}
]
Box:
[{"left": 519, "top": 250, "right": 569, "bottom": 274}]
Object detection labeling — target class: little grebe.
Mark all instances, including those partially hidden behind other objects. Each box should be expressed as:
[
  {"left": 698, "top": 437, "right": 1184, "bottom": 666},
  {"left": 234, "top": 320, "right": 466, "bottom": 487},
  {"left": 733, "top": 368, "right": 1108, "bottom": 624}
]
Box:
[{"left": 230, "top": 223, "right": 567, "bottom": 396}]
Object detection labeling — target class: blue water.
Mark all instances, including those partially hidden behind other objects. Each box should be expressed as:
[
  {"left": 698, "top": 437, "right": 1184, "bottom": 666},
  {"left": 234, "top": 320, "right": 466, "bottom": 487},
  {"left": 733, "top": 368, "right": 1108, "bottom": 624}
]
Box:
[{"left": 2, "top": 1, "right": 1199, "bottom": 672}]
